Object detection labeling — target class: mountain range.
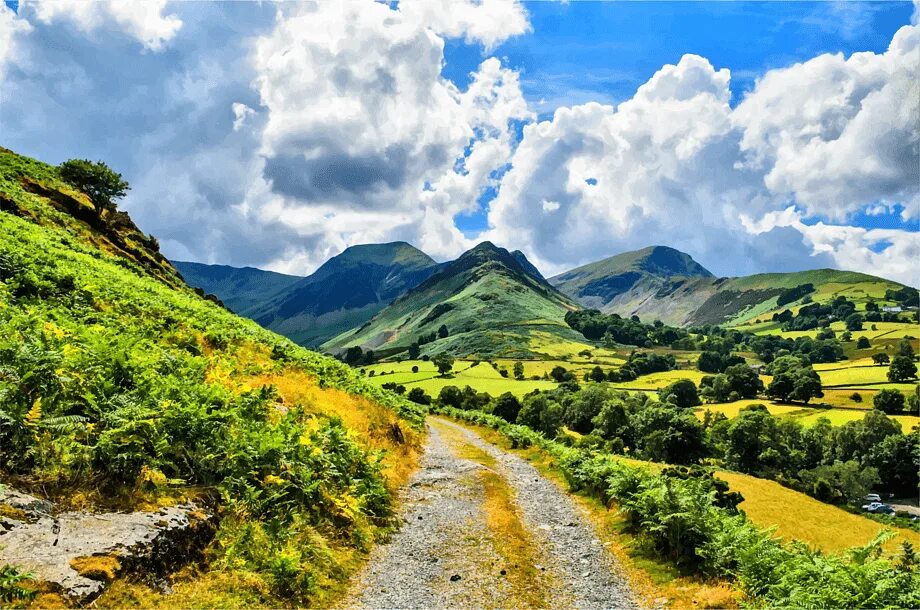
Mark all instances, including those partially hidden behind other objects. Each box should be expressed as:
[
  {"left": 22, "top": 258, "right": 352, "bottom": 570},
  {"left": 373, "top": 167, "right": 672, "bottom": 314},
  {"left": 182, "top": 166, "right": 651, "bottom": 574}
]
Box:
[{"left": 176, "top": 243, "right": 909, "bottom": 357}]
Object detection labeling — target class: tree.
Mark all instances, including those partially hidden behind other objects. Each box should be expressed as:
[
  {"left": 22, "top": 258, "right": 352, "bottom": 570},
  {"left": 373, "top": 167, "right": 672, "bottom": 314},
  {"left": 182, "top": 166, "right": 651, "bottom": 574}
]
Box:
[
  {"left": 856, "top": 336, "right": 871, "bottom": 349},
  {"left": 872, "top": 353, "right": 890, "bottom": 366},
  {"left": 411, "top": 365, "right": 419, "bottom": 373},
  {"left": 588, "top": 365, "right": 606, "bottom": 383},
  {"left": 888, "top": 355, "right": 917, "bottom": 382},
  {"left": 438, "top": 386, "right": 463, "bottom": 408},
  {"left": 564, "top": 384, "right": 608, "bottom": 433},
  {"left": 518, "top": 394, "right": 563, "bottom": 437},
  {"left": 766, "top": 356, "right": 823, "bottom": 404},
  {"left": 407, "top": 387, "right": 431, "bottom": 405},
  {"left": 849, "top": 392, "right": 862, "bottom": 403},
  {"left": 437, "top": 324, "right": 449, "bottom": 339},
  {"left": 873, "top": 389, "right": 906, "bottom": 414},
  {"left": 492, "top": 392, "right": 522, "bottom": 423},
  {"left": 432, "top": 353, "right": 454, "bottom": 376},
  {"left": 513, "top": 361, "right": 525, "bottom": 380},
  {"left": 550, "top": 365, "right": 573, "bottom": 383},
  {"left": 658, "top": 379, "right": 701, "bottom": 409},
  {"left": 58, "top": 159, "right": 130, "bottom": 212},
  {"left": 344, "top": 346, "right": 363, "bottom": 365},
  {"left": 844, "top": 313, "right": 863, "bottom": 331},
  {"left": 408, "top": 343, "right": 420, "bottom": 359},
  {"left": 723, "top": 364, "right": 765, "bottom": 399},
  {"left": 631, "top": 405, "right": 707, "bottom": 464},
  {"left": 897, "top": 338, "right": 916, "bottom": 359}
]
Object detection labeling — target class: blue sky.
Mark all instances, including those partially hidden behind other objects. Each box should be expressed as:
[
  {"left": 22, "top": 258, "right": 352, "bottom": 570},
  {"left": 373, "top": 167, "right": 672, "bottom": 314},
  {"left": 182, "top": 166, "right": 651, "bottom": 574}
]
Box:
[
  {"left": 0, "top": 1, "right": 917, "bottom": 283},
  {"left": 446, "top": 0, "right": 916, "bottom": 236}
]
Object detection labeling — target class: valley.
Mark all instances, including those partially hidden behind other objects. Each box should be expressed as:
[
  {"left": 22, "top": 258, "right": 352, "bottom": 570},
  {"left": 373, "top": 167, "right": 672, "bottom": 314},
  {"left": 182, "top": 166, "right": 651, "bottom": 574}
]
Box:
[{"left": 1, "top": 147, "right": 917, "bottom": 609}]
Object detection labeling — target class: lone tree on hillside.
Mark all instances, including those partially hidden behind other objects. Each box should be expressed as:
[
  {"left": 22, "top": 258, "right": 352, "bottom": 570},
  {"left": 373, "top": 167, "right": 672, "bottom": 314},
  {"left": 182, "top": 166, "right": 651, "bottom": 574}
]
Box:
[
  {"left": 856, "top": 337, "right": 871, "bottom": 349},
  {"left": 432, "top": 352, "right": 454, "bottom": 376},
  {"left": 872, "top": 353, "right": 890, "bottom": 366},
  {"left": 888, "top": 355, "right": 917, "bottom": 382},
  {"left": 513, "top": 361, "right": 525, "bottom": 380},
  {"left": 438, "top": 324, "right": 449, "bottom": 339},
  {"left": 58, "top": 159, "right": 130, "bottom": 212}
]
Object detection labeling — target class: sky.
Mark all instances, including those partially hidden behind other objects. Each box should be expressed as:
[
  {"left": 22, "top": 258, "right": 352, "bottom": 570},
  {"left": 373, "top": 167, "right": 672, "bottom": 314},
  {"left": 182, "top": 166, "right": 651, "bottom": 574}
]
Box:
[{"left": 1, "top": 0, "right": 918, "bottom": 285}]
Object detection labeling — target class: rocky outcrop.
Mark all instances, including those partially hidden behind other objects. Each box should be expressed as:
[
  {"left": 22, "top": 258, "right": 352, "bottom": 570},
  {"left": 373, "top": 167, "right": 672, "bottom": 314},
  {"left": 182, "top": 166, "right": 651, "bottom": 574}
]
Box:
[{"left": 0, "top": 487, "right": 214, "bottom": 602}]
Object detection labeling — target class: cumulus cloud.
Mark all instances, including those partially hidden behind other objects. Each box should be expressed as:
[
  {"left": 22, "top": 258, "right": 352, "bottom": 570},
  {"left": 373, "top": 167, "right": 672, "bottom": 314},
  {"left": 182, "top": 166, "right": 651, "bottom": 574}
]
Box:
[
  {"left": 248, "top": 1, "right": 531, "bottom": 261},
  {"left": 483, "top": 27, "right": 920, "bottom": 284},
  {"left": 22, "top": 0, "right": 182, "bottom": 51},
  {"left": 733, "top": 24, "right": 920, "bottom": 220},
  {"left": 399, "top": 0, "right": 530, "bottom": 50},
  {"left": 0, "top": 4, "right": 31, "bottom": 78}
]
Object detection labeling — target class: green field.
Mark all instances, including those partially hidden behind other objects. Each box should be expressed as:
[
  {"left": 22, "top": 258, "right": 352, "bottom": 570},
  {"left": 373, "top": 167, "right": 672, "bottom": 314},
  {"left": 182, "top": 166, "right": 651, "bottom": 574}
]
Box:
[
  {"left": 697, "top": 400, "right": 920, "bottom": 430},
  {"left": 364, "top": 359, "right": 558, "bottom": 397}
]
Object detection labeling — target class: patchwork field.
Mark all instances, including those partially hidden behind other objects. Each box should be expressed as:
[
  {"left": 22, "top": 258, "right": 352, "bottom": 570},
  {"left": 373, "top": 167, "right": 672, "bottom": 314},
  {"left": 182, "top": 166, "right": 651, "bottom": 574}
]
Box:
[{"left": 364, "top": 359, "right": 557, "bottom": 397}]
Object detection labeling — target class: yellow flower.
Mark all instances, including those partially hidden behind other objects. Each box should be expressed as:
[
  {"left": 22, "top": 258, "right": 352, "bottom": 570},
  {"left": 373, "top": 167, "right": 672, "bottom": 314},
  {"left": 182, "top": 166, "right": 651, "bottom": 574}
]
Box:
[{"left": 263, "top": 474, "right": 284, "bottom": 486}]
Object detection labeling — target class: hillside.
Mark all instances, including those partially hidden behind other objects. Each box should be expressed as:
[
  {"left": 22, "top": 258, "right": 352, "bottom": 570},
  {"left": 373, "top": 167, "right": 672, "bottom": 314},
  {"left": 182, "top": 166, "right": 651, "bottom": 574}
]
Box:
[
  {"left": 323, "top": 242, "right": 582, "bottom": 359},
  {"left": 172, "top": 260, "right": 302, "bottom": 313},
  {"left": 552, "top": 247, "right": 907, "bottom": 327},
  {"left": 180, "top": 243, "right": 439, "bottom": 348},
  {"left": 550, "top": 245, "right": 713, "bottom": 312},
  {"left": 0, "top": 148, "right": 424, "bottom": 607}
]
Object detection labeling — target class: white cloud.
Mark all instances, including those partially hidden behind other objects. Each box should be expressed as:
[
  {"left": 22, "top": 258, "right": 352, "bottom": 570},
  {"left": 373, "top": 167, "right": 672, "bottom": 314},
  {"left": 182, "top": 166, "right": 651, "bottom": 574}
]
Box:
[
  {"left": 733, "top": 24, "right": 920, "bottom": 221},
  {"left": 23, "top": 0, "right": 182, "bottom": 51},
  {"left": 482, "top": 26, "right": 920, "bottom": 284},
  {"left": 231, "top": 102, "right": 255, "bottom": 132},
  {"left": 0, "top": 4, "right": 31, "bottom": 78},
  {"left": 399, "top": 0, "right": 530, "bottom": 51},
  {"left": 248, "top": 1, "right": 531, "bottom": 263}
]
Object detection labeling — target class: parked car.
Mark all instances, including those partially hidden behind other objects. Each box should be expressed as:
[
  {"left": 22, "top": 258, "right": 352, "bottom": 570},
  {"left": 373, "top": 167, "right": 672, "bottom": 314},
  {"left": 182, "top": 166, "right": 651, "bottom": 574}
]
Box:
[
  {"left": 861, "top": 502, "right": 895, "bottom": 515},
  {"left": 865, "top": 493, "right": 882, "bottom": 503}
]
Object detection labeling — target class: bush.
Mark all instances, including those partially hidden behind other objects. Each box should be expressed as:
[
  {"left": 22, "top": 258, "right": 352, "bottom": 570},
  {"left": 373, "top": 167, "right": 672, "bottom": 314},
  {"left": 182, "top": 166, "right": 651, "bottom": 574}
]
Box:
[{"left": 658, "top": 378, "right": 701, "bottom": 408}]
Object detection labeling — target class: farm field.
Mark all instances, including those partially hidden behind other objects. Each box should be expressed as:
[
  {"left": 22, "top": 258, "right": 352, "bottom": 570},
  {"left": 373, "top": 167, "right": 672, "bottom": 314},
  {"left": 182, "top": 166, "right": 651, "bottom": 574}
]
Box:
[
  {"left": 717, "top": 471, "right": 916, "bottom": 554},
  {"left": 609, "top": 369, "right": 710, "bottom": 391},
  {"left": 697, "top": 400, "right": 920, "bottom": 430},
  {"left": 364, "top": 359, "right": 557, "bottom": 397}
]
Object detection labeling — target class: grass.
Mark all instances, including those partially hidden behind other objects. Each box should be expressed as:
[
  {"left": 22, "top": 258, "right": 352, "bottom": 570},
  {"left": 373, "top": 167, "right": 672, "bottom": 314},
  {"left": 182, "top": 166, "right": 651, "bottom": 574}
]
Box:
[
  {"left": 716, "top": 471, "right": 916, "bottom": 554},
  {"left": 609, "top": 369, "right": 710, "bottom": 391},
  {"left": 364, "top": 360, "right": 558, "bottom": 397}
]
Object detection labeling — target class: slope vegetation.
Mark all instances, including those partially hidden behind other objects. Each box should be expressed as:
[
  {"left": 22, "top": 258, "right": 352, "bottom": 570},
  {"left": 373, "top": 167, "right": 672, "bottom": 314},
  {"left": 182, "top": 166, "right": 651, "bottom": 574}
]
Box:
[
  {"left": 324, "top": 242, "right": 582, "bottom": 359},
  {"left": 0, "top": 148, "right": 424, "bottom": 607}
]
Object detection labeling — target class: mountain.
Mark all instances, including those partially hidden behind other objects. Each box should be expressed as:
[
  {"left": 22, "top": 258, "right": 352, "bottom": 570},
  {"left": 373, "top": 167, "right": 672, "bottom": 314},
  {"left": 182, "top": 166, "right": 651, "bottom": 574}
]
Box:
[
  {"left": 244, "top": 242, "right": 439, "bottom": 347},
  {"left": 172, "top": 261, "right": 303, "bottom": 313},
  {"left": 552, "top": 246, "right": 906, "bottom": 327},
  {"left": 550, "top": 245, "right": 713, "bottom": 312},
  {"left": 323, "top": 241, "right": 582, "bottom": 358}
]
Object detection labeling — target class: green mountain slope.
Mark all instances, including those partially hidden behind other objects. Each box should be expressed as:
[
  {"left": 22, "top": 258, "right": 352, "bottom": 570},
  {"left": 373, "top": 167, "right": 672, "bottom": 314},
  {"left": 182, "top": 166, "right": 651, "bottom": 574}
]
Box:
[
  {"left": 323, "top": 241, "right": 582, "bottom": 359},
  {"left": 174, "top": 243, "right": 438, "bottom": 348},
  {"left": 172, "top": 260, "right": 303, "bottom": 312},
  {"left": 247, "top": 242, "right": 438, "bottom": 347},
  {"left": 550, "top": 245, "right": 714, "bottom": 312},
  {"left": 553, "top": 245, "right": 907, "bottom": 327},
  {"left": 0, "top": 148, "right": 424, "bottom": 606}
]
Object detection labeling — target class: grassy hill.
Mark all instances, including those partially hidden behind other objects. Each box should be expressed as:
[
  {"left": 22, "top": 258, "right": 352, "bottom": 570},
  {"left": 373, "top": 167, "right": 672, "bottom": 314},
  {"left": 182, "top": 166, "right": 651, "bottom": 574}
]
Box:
[
  {"left": 554, "top": 247, "right": 908, "bottom": 327},
  {"left": 323, "top": 242, "right": 583, "bottom": 359},
  {"left": 176, "top": 243, "right": 439, "bottom": 348},
  {"left": 550, "top": 245, "right": 714, "bottom": 312},
  {"left": 0, "top": 148, "right": 425, "bottom": 607}
]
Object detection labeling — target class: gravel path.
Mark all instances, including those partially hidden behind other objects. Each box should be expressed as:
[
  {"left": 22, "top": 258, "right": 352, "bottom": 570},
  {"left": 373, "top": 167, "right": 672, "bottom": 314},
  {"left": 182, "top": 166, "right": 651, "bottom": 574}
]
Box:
[{"left": 343, "top": 417, "right": 636, "bottom": 609}]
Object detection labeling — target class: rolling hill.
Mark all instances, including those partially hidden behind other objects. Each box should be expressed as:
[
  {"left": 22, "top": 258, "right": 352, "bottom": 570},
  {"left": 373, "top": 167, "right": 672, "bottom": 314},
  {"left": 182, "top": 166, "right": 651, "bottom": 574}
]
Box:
[
  {"left": 323, "top": 241, "right": 583, "bottom": 359},
  {"left": 552, "top": 246, "right": 908, "bottom": 328},
  {"left": 176, "top": 242, "right": 439, "bottom": 347}
]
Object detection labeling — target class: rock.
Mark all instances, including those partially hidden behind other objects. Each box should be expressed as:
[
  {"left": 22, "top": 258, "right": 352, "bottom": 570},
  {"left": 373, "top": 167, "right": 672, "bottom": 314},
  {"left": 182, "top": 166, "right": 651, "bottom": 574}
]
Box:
[
  {"left": 0, "top": 489, "right": 214, "bottom": 603},
  {"left": 449, "top": 574, "right": 461, "bottom": 582}
]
